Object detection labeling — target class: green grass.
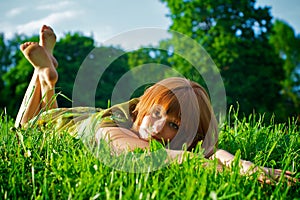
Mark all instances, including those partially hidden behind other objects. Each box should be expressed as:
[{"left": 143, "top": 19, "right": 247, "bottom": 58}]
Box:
[{"left": 0, "top": 110, "right": 299, "bottom": 199}]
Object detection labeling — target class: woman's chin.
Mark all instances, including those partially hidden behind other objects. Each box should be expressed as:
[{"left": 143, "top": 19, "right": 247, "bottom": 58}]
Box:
[{"left": 138, "top": 128, "right": 151, "bottom": 139}]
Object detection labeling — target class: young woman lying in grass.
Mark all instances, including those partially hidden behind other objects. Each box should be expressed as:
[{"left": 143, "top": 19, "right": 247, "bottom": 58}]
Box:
[{"left": 15, "top": 25, "right": 296, "bottom": 184}]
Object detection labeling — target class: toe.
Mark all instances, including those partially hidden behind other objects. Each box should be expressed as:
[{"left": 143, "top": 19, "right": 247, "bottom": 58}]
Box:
[
  {"left": 41, "top": 25, "right": 48, "bottom": 33},
  {"left": 20, "top": 42, "right": 31, "bottom": 51},
  {"left": 20, "top": 42, "right": 39, "bottom": 54},
  {"left": 20, "top": 44, "right": 26, "bottom": 51},
  {"left": 41, "top": 25, "right": 54, "bottom": 33}
]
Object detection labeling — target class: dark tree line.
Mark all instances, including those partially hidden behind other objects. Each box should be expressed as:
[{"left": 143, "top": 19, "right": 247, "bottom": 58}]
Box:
[
  {"left": 158, "top": 0, "right": 300, "bottom": 121},
  {"left": 0, "top": 0, "right": 299, "bottom": 121}
]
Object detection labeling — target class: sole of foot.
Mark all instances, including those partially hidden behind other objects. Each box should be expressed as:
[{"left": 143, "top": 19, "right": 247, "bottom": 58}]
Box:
[{"left": 39, "top": 25, "right": 58, "bottom": 68}]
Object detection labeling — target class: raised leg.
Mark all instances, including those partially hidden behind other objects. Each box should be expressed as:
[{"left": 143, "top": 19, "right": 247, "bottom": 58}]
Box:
[
  {"left": 15, "top": 67, "right": 41, "bottom": 127},
  {"left": 15, "top": 25, "right": 59, "bottom": 127}
]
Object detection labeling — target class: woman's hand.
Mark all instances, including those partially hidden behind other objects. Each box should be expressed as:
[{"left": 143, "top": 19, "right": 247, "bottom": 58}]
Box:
[
  {"left": 240, "top": 160, "right": 298, "bottom": 185},
  {"left": 212, "top": 149, "right": 298, "bottom": 185},
  {"left": 255, "top": 166, "right": 297, "bottom": 185}
]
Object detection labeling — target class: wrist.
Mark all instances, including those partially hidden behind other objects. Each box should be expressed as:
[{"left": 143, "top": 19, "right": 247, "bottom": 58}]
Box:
[{"left": 240, "top": 160, "right": 254, "bottom": 174}]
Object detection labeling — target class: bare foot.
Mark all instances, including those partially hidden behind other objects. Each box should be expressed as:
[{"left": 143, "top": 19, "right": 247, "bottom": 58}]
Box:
[
  {"left": 20, "top": 42, "right": 58, "bottom": 84},
  {"left": 39, "top": 25, "right": 58, "bottom": 68}
]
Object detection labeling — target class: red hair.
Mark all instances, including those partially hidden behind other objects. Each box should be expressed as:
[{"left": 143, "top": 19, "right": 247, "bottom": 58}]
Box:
[{"left": 133, "top": 77, "right": 218, "bottom": 156}]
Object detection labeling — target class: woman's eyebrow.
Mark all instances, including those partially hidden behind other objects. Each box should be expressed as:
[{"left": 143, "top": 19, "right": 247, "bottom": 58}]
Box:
[{"left": 167, "top": 116, "right": 180, "bottom": 124}]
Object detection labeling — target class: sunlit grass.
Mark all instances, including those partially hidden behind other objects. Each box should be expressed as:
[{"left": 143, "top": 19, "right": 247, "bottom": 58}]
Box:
[{"left": 0, "top": 110, "right": 299, "bottom": 199}]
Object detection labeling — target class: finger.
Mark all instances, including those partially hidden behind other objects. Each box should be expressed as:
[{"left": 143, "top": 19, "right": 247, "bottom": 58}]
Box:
[
  {"left": 284, "top": 170, "right": 294, "bottom": 176},
  {"left": 257, "top": 174, "right": 274, "bottom": 185},
  {"left": 274, "top": 173, "right": 299, "bottom": 186},
  {"left": 259, "top": 177, "right": 273, "bottom": 185}
]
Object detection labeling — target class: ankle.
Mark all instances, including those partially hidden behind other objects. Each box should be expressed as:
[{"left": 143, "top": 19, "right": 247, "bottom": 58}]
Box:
[{"left": 39, "top": 68, "right": 58, "bottom": 87}]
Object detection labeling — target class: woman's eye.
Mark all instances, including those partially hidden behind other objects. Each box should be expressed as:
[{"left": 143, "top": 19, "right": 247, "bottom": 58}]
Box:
[
  {"left": 169, "top": 122, "right": 179, "bottom": 130},
  {"left": 152, "top": 110, "right": 162, "bottom": 118}
]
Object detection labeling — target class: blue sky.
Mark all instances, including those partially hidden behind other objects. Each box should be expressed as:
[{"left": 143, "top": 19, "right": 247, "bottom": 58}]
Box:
[{"left": 0, "top": 0, "right": 299, "bottom": 49}]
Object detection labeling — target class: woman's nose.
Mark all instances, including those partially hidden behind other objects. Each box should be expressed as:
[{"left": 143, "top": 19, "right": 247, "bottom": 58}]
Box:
[{"left": 151, "top": 117, "right": 166, "bottom": 133}]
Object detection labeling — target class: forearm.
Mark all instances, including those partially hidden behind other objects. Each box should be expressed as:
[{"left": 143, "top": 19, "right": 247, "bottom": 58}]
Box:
[
  {"left": 210, "top": 149, "right": 253, "bottom": 174},
  {"left": 96, "top": 127, "right": 149, "bottom": 152},
  {"left": 96, "top": 128, "right": 192, "bottom": 164}
]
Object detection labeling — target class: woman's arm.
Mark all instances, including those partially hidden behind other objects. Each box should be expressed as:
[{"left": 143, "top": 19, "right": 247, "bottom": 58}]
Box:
[
  {"left": 166, "top": 148, "right": 297, "bottom": 184},
  {"left": 96, "top": 127, "right": 189, "bottom": 163},
  {"left": 95, "top": 129, "right": 296, "bottom": 184},
  {"left": 210, "top": 149, "right": 296, "bottom": 184},
  {"left": 96, "top": 127, "right": 149, "bottom": 152}
]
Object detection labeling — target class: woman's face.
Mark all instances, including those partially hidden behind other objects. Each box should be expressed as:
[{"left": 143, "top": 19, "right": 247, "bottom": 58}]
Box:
[{"left": 138, "top": 105, "right": 180, "bottom": 143}]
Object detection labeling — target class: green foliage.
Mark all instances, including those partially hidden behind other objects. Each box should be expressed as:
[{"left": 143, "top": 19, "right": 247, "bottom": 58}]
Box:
[
  {"left": 0, "top": 32, "right": 131, "bottom": 116},
  {"left": 54, "top": 32, "right": 95, "bottom": 107},
  {"left": 127, "top": 47, "right": 172, "bottom": 97},
  {"left": 1, "top": 0, "right": 300, "bottom": 121},
  {"left": 1, "top": 35, "right": 39, "bottom": 116},
  {"left": 159, "top": 0, "right": 292, "bottom": 120},
  {"left": 270, "top": 20, "right": 300, "bottom": 114},
  {"left": 0, "top": 111, "right": 299, "bottom": 199},
  {"left": 94, "top": 47, "right": 130, "bottom": 108},
  {"left": 0, "top": 33, "right": 12, "bottom": 108},
  {"left": 220, "top": 106, "right": 300, "bottom": 167},
  {"left": 0, "top": 34, "right": 12, "bottom": 94}
]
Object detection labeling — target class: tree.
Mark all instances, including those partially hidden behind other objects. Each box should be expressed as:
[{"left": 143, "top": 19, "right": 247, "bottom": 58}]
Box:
[
  {"left": 160, "top": 0, "right": 287, "bottom": 120},
  {"left": 127, "top": 47, "right": 172, "bottom": 97},
  {"left": 1, "top": 34, "right": 38, "bottom": 116},
  {"left": 0, "top": 33, "right": 12, "bottom": 109},
  {"left": 270, "top": 20, "right": 300, "bottom": 115},
  {"left": 1, "top": 31, "right": 133, "bottom": 117},
  {"left": 55, "top": 34, "right": 131, "bottom": 109},
  {"left": 92, "top": 46, "right": 130, "bottom": 108},
  {"left": 54, "top": 32, "right": 95, "bottom": 107},
  {"left": 2, "top": 32, "right": 96, "bottom": 116}
]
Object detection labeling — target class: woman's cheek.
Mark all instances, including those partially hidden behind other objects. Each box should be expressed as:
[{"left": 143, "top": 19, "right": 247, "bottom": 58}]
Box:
[{"left": 138, "top": 115, "right": 151, "bottom": 139}]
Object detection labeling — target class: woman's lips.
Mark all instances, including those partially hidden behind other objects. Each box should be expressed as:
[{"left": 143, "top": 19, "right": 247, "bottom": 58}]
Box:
[
  {"left": 139, "top": 128, "right": 163, "bottom": 142},
  {"left": 150, "top": 134, "right": 163, "bottom": 142}
]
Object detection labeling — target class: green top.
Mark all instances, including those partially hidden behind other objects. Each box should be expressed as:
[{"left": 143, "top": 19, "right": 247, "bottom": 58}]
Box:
[{"left": 27, "top": 98, "right": 139, "bottom": 139}]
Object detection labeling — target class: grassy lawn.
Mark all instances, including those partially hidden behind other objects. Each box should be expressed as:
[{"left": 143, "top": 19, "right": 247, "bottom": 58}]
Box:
[{"left": 0, "top": 111, "right": 299, "bottom": 199}]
